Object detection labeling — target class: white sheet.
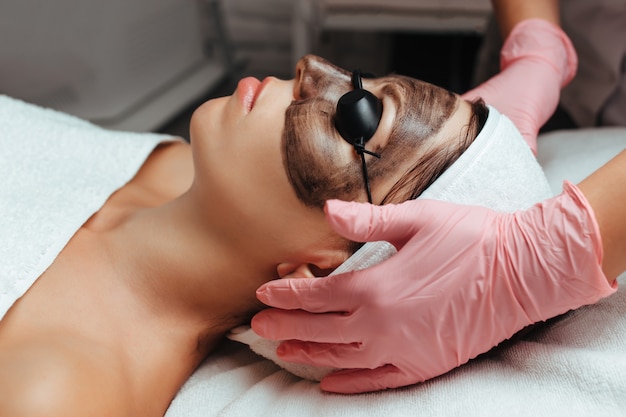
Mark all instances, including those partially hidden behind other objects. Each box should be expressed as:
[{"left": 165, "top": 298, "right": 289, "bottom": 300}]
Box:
[
  {"left": 166, "top": 127, "right": 626, "bottom": 417},
  {"left": 0, "top": 95, "right": 172, "bottom": 318}
]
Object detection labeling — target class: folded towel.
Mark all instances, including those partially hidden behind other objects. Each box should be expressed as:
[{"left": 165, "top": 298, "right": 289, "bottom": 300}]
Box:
[
  {"left": 0, "top": 95, "right": 173, "bottom": 318},
  {"left": 228, "top": 105, "right": 554, "bottom": 380}
]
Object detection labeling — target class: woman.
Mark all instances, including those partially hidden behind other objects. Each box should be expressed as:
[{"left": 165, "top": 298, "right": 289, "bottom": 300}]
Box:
[{"left": 0, "top": 53, "right": 493, "bottom": 415}]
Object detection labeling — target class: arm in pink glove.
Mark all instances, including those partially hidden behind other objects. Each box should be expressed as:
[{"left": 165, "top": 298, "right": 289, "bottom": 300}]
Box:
[
  {"left": 252, "top": 150, "right": 626, "bottom": 394},
  {"left": 462, "top": 18, "right": 577, "bottom": 154}
]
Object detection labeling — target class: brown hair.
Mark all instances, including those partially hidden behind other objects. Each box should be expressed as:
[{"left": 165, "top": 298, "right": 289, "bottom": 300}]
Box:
[{"left": 379, "top": 97, "right": 488, "bottom": 204}]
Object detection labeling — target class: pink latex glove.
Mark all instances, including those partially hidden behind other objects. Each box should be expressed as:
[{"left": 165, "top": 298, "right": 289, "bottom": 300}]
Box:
[
  {"left": 462, "top": 19, "right": 577, "bottom": 154},
  {"left": 252, "top": 182, "right": 616, "bottom": 393}
]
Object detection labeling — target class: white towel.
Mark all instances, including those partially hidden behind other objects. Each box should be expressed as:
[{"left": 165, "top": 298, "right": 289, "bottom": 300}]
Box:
[
  {"left": 0, "top": 95, "right": 173, "bottom": 318},
  {"left": 228, "top": 106, "right": 554, "bottom": 380}
]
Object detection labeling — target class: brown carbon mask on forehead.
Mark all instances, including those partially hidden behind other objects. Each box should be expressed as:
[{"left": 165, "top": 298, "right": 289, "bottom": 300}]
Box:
[{"left": 282, "top": 55, "right": 459, "bottom": 209}]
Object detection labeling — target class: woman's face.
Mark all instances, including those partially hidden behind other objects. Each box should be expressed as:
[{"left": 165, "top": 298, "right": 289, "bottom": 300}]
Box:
[{"left": 188, "top": 55, "right": 474, "bottom": 268}]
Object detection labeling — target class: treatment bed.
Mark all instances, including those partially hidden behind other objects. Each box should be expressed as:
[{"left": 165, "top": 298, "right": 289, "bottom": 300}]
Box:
[{"left": 165, "top": 127, "right": 626, "bottom": 417}]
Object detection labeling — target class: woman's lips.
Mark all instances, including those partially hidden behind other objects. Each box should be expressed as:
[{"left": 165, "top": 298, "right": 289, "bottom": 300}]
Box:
[{"left": 237, "top": 76, "right": 261, "bottom": 113}]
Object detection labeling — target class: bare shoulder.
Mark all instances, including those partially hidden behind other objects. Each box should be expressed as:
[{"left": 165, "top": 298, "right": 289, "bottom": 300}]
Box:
[
  {"left": 0, "top": 332, "right": 133, "bottom": 417},
  {"left": 84, "top": 140, "right": 193, "bottom": 230},
  {"left": 133, "top": 140, "right": 194, "bottom": 201}
]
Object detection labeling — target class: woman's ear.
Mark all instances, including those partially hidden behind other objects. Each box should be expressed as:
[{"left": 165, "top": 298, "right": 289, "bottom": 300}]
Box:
[
  {"left": 277, "top": 248, "right": 350, "bottom": 279},
  {"left": 276, "top": 263, "right": 317, "bottom": 279}
]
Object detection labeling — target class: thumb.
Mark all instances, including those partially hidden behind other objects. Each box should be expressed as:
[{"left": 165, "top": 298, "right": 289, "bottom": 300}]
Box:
[
  {"left": 324, "top": 199, "right": 427, "bottom": 247},
  {"left": 321, "top": 365, "right": 416, "bottom": 394}
]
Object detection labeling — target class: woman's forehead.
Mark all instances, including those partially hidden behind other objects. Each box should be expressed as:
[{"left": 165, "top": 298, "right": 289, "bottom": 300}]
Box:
[
  {"left": 295, "top": 54, "right": 459, "bottom": 133},
  {"left": 296, "top": 55, "right": 445, "bottom": 104},
  {"left": 372, "top": 73, "right": 433, "bottom": 95},
  {"left": 371, "top": 74, "right": 456, "bottom": 122}
]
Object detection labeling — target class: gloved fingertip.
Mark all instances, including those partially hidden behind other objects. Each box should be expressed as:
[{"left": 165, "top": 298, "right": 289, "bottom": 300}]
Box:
[
  {"left": 256, "top": 280, "right": 290, "bottom": 305},
  {"left": 249, "top": 315, "right": 267, "bottom": 336},
  {"left": 324, "top": 199, "right": 377, "bottom": 240},
  {"left": 275, "top": 341, "right": 305, "bottom": 361},
  {"left": 320, "top": 373, "right": 370, "bottom": 394},
  {"left": 255, "top": 285, "right": 270, "bottom": 303},
  {"left": 322, "top": 364, "right": 412, "bottom": 393},
  {"left": 318, "top": 380, "right": 345, "bottom": 394},
  {"left": 324, "top": 199, "right": 357, "bottom": 219}
]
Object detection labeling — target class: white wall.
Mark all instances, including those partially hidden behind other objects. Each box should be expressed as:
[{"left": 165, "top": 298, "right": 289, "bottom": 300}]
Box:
[
  {"left": 220, "top": 0, "right": 392, "bottom": 79},
  {"left": 221, "top": 0, "right": 295, "bottom": 78}
]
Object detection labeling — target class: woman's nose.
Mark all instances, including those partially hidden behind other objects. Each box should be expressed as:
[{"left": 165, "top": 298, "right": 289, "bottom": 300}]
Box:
[{"left": 294, "top": 54, "right": 351, "bottom": 101}]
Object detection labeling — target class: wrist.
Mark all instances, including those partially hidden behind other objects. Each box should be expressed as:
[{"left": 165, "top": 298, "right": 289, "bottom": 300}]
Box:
[
  {"left": 577, "top": 150, "right": 626, "bottom": 282},
  {"left": 508, "top": 182, "right": 615, "bottom": 323}
]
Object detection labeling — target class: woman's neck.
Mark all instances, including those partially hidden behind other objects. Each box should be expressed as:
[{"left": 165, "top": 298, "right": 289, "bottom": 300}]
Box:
[
  {"left": 88, "top": 141, "right": 276, "bottom": 358},
  {"left": 103, "top": 187, "right": 275, "bottom": 348}
]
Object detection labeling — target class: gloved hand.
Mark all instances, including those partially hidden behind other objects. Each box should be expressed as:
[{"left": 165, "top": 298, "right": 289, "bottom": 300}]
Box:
[
  {"left": 252, "top": 182, "right": 615, "bottom": 394},
  {"left": 462, "top": 18, "right": 577, "bottom": 154}
]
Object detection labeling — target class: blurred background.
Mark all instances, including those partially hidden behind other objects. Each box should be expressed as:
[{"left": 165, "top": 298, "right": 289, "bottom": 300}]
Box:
[{"left": 1, "top": 0, "right": 576, "bottom": 141}]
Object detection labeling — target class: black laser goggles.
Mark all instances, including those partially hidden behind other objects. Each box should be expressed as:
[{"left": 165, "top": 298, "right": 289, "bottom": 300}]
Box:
[{"left": 335, "top": 70, "right": 382, "bottom": 204}]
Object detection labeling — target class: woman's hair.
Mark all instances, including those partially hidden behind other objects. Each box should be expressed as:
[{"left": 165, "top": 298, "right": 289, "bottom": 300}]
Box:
[
  {"left": 282, "top": 55, "right": 488, "bottom": 210},
  {"left": 379, "top": 97, "right": 488, "bottom": 204}
]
